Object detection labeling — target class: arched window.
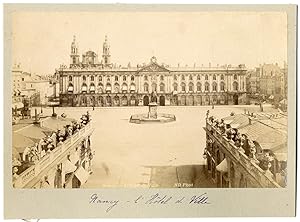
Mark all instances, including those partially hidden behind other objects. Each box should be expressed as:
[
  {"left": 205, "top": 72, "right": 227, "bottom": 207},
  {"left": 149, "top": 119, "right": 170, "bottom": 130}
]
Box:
[
  {"left": 130, "top": 83, "right": 136, "bottom": 92},
  {"left": 99, "top": 76, "right": 102, "bottom": 81},
  {"left": 97, "top": 83, "right": 103, "bottom": 93},
  {"left": 69, "top": 76, "right": 72, "bottom": 82},
  {"left": 123, "top": 75, "right": 127, "bottom": 81},
  {"left": 234, "top": 74, "right": 237, "bottom": 80},
  {"left": 205, "top": 82, "right": 210, "bottom": 92},
  {"left": 83, "top": 76, "right": 86, "bottom": 81},
  {"left": 144, "top": 83, "right": 149, "bottom": 92},
  {"left": 173, "top": 83, "right": 178, "bottom": 91},
  {"left": 67, "top": 83, "right": 74, "bottom": 93},
  {"left": 205, "top": 74, "right": 208, "bottom": 80},
  {"left": 114, "top": 83, "right": 120, "bottom": 93},
  {"left": 221, "top": 74, "right": 224, "bottom": 80},
  {"left": 181, "top": 82, "right": 186, "bottom": 92},
  {"left": 107, "top": 76, "right": 110, "bottom": 82},
  {"left": 212, "top": 82, "right": 217, "bottom": 92},
  {"left": 196, "top": 82, "right": 201, "bottom": 92},
  {"left": 174, "top": 75, "right": 177, "bottom": 81},
  {"left": 197, "top": 74, "right": 200, "bottom": 80},
  {"left": 188, "top": 82, "right": 194, "bottom": 92},
  {"left": 220, "top": 82, "right": 225, "bottom": 91},
  {"left": 90, "top": 83, "right": 95, "bottom": 93},
  {"left": 144, "top": 75, "right": 148, "bottom": 81},
  {"left": 131, "top": 75, "right": 135, "bottom": 81},
  {"left": 189, "top": 75, "right": 193, "bottom": 80},
  {"left": 233, "top": 82, "right": 238, "bottom": 91},
  {"left": 115, "top": 76, "right": 118, "bottom": 81},
  {"left": 81, "top": 83, "right": 87, "bottom": 93},
  {"left": 106, "top": 83, "right": 112, "bottom": 92},
  {"left": 213, "top": 74, "right": 216, "bottom": 80},
  {"left": 151, "top": 83, "right": 157, "bottom": 92},
  {"left": 160, "top": 83, "right": 165, "bottom": 92},
  {"left": 160, "top": 75, "right": 164, "bottom": 81},
  {"left": 91, "top": 76, "right": 94, "bottom": 81},
  {"left": 122, "top": 83, "right": 128, "bottom": 92},
  {"left": 181, "top": 75, "right": 185, "bottom": 81}
]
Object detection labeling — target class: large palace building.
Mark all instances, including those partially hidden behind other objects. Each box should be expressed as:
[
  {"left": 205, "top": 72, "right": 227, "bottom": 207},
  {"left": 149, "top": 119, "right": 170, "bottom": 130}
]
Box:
[{"left": 57, "top": 36, "right": 247, "bottom": 107}]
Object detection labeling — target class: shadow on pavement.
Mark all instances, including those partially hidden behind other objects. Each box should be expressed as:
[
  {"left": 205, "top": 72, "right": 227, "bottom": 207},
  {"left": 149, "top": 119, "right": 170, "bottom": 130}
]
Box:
[{"left": 143, "top": 164, "right": 216, "bottom": 188}]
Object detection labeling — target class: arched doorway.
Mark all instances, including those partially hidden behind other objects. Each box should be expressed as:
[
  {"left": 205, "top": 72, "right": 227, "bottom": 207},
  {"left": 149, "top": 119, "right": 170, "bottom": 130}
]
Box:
[
  {"left": 121, "top": 96, "right": 128, "bottom": 106},
  {"left": 212, "top": 95, "right": 218, "bottom": 105},
  {"left": 143, "top": 96, "right": 149, "bottom": 106},
  {"left": 180, "top": 95, "right": 186, "bottom": 106},
  {"left": 173, "top": 95, "right": 178, "bottom": 106},
  {"left": 195, "top": 95, "right": 202, "bottom": 106},
  {"left": 159, "top": 95, "right": 165, "bottom": 106},
  {"left": 81, "top": 95, "right": 87, "bottom": 107},
  {"left": 233, "top": 94, "right": 239, "bottom": 105},
  {"left": 106, "top": 96, "right": 112, "bottom": 106},
  {"left": 187, "top": 95, "right": 194, "bottom": 106},
  {"left": 203, "top": 95, "right": 210, "bottom": 105},
  {"left": 130, "top": 96, "right": 136, "bottom": 106},
  {"left": 113, "top": 96, "right": 120, "bottom": 106}
]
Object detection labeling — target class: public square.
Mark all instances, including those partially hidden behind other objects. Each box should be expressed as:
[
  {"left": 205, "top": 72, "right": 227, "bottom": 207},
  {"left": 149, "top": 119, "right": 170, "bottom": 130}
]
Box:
[{"left": 36, "top": 104, "right": 277, "bottom": 188}]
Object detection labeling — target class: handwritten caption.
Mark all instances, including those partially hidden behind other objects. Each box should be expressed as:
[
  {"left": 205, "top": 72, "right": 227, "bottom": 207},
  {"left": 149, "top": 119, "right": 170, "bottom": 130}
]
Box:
[{"left": 89, "top": 192, "right": 210, "bottom": 213}]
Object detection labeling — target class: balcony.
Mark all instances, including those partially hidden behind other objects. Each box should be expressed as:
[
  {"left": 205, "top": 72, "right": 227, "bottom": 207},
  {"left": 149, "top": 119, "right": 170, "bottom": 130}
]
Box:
[
  {"left": 205, "top": 121, "right": 281, "bottom": 188},
  {"left": 13, "top": 122, "right": 93, "bottom": 188}
]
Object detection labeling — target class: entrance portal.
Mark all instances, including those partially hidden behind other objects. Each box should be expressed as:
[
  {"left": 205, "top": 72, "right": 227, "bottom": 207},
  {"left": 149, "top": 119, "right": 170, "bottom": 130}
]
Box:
[
  {"left": 159, "top": 95, "right": 165, "bottom": 106},
  {"left": 143, "top": 96, "right": 149, "bottom": 106},
  {"left": 233, "top": 94, "right": 239, "bottom": 105}
]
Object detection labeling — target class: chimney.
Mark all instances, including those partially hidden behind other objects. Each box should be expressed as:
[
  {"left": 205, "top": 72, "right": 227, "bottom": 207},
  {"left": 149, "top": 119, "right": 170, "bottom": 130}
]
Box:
[{"left": 248, "top": 117, "right": 252, "bottom": 125}]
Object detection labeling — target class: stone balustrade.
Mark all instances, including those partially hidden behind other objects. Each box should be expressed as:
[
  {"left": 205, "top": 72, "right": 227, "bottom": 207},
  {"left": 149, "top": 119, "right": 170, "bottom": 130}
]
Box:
[{"left": 13, "top": 122, "right": 92, "bottom": 188}]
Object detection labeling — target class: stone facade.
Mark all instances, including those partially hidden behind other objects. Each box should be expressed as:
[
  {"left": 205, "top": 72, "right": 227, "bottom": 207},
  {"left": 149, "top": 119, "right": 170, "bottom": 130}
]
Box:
[{"left": 58, "top": 36, "right": 247, "bottom": 107}]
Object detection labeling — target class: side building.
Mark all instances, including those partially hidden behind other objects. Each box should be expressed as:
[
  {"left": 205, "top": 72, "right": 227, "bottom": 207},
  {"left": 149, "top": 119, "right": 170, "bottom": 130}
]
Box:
[
  {"left": 203, "top": 112, "right": 287, "bottom": 188},
  {"left": 12, "top": 112, "right": 94, "bottom": 188},
  {"left": 57, "top": 36, "right": 247, "bottom": 107}
]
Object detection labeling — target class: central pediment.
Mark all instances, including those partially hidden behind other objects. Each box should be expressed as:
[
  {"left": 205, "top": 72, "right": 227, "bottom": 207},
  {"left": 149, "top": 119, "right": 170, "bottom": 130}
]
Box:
[{"left": 138, "top": 57, "right": 170, "bottom": 73}]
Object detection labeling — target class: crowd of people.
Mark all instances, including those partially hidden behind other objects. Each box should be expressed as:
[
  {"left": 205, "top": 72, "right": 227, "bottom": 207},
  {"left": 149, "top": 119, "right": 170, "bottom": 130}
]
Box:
[
  {"left": 207, "top": 115, "right": 285, "bottom": 180},
  {"left": 13, "top": 111, "right": 91, "bottom": 178}
]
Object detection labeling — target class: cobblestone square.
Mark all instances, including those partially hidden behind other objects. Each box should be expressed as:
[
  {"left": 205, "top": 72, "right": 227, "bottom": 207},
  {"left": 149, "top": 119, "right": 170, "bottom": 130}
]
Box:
[{"left": 37, "top": 104, "right": 276, "bottom": 188}]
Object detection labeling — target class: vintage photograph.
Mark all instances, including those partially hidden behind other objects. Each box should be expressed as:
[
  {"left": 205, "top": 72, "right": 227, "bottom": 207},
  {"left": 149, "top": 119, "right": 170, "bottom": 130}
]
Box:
[{"left": 10, "top": 8, "right": 289, "bottom": 190}]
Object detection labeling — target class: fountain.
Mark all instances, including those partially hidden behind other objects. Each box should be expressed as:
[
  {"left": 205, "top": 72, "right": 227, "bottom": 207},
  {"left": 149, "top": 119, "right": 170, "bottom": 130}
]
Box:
[{"left": 129, "top": 91, "right": 176, "bottom": 124}]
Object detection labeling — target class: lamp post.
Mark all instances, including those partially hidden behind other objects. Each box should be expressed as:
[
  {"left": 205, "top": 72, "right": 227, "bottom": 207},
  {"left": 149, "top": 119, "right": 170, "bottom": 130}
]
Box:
[{"left": 52, "top": 104, "right": 57, "bottom": 117}]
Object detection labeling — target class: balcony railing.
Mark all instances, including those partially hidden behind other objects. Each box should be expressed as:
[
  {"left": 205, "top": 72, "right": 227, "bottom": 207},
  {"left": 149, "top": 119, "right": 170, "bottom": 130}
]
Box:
[
  {"left": 205, "top": 121, "right": 281, "bottom": 188},
  {"left": 13, "top": 122, "right": 92, "bottom": 188}
]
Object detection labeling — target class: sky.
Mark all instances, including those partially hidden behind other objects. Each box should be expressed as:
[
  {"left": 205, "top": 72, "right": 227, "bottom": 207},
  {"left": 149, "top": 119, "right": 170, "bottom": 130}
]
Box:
[{"left": 10, "top": 11, "right": 287, "bottom": 75}]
